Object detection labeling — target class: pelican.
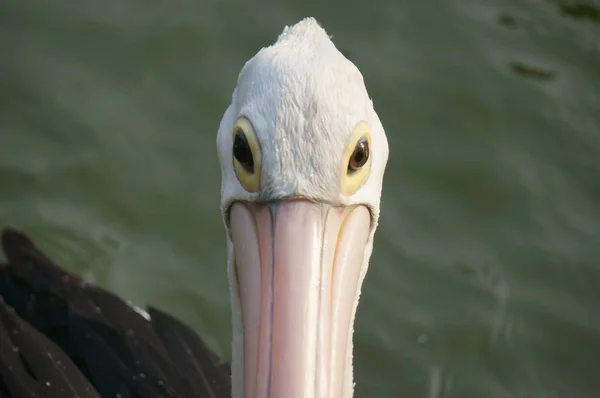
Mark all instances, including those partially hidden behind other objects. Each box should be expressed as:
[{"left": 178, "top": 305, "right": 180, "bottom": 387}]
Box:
[{"left": 0, "top": 17, "right": 389, "bottom": 398}]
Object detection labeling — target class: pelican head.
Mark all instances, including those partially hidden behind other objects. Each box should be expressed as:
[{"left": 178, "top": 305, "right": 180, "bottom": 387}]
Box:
[{"left": 216, "top": 18, "right": 389, "bottom": 398}]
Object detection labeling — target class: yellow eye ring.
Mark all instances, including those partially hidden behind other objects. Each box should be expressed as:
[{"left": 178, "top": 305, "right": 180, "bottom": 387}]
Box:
[
  {"left": 341, "top": 121, "right": 371, "bottom": 196},
  {"left": 232, "top": 117, "right": 261, "bottom": 192}
]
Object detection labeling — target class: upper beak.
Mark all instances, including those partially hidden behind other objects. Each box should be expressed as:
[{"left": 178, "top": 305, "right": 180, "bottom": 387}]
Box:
[{"left": 229, "top": 199, "right": 372, "bottom": 398}]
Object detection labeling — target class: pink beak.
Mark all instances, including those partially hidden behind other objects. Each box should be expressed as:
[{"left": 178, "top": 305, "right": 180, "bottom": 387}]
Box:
[{"left": 229, "top": 199, "right": 372, "bottom": 398}]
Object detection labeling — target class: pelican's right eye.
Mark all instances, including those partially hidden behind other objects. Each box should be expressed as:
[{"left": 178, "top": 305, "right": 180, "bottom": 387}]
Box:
[{"left": 232, "top": 117, "right": 261, "bottom": 192}]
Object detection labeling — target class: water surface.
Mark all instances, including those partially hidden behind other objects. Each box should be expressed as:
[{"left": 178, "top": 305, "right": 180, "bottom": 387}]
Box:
[{"left": 1, "top": 0, "right": 600, "bottom": 396}]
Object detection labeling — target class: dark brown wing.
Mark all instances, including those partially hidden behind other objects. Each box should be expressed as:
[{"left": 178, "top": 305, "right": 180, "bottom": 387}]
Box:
[{"left": 0, "top": 228, "right": 231, "bottom": 398}]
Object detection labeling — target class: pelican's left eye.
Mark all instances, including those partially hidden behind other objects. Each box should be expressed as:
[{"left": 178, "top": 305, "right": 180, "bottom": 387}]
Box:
[
  {"left": 348, "top": 136, "right": 370, "bottom": 172},
  {"left": 341, "top": 122, "right": 371, "bottom": 196},
  {"left": 232, "top": 117, "right": 262, "bottom": 192}
]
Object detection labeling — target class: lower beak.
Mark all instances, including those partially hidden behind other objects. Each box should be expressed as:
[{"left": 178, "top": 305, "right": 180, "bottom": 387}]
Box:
[{"left": 229, "top": 199, "right": 372, "bottom": 398}]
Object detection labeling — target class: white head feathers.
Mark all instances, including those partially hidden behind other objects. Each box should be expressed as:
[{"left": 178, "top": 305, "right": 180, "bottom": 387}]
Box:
[{"left": 217, "top": 17, "right": 388, "bottom": 212}]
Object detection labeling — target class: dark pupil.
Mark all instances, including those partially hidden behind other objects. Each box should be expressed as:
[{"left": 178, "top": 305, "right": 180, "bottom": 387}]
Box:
[
  {"left": 348, "top": 138, "right": 369, "bottom": 172},
  {"left": 354, "top": 151, "right": 364, "bottom": 163},
  {"left": 233, "top": 130, "right": 254, "bottom": 173}
]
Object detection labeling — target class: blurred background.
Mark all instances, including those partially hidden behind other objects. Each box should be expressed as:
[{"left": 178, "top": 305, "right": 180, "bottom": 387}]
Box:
[{"left": 1, "top": 0, "right": 600, "bottom": 397}]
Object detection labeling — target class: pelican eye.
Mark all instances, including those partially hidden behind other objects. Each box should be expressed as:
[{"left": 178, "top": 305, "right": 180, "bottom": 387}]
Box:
[
  {"left": 233, "top": 129, "right": 254, "bottom": 173},
  {"left": 341, "top": 122, "right": 371, "bottom": 196},
  {"left": 348, "top": 137, "right": 369, "bottom": 172},
  {"left": 232, "top": 117, "right": 261, "bottom": 192}
]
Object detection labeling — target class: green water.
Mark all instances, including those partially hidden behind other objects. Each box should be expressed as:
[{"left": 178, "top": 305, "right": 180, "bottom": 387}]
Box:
[{"left": 2, "top": 0, "right": 600, "bottom": 397}]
